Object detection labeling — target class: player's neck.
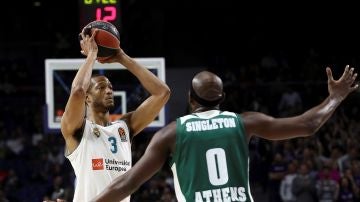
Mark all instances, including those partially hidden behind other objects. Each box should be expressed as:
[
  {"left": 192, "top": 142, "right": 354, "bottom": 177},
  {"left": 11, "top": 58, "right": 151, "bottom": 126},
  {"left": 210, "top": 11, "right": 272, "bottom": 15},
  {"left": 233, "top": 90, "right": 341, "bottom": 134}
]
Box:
[
  {"left": 192, "top": 106, "right": 219, "bottom": 113},
  {"left": 91, "top": 118, "right": 111, "bottom": 126},
  {"left": 87, "top": 110, "right": 111, "bottom": 126}
]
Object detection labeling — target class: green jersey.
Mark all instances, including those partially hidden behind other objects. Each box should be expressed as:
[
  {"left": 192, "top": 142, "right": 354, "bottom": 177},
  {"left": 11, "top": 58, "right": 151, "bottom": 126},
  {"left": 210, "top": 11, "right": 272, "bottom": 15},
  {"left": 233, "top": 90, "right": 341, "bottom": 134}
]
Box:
[{"left": 170, "top": 110, "right": 253, "bottom": 202}]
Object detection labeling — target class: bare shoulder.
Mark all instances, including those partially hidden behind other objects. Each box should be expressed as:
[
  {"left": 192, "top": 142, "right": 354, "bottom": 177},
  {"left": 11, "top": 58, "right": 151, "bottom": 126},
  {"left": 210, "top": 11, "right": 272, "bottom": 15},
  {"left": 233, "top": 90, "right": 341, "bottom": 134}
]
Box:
[
  {"left": 240, "top": 111, "right": 262, "bottom": 125},
  {"left": 239, "top": 111, "right": 274, "bottom": 138}
]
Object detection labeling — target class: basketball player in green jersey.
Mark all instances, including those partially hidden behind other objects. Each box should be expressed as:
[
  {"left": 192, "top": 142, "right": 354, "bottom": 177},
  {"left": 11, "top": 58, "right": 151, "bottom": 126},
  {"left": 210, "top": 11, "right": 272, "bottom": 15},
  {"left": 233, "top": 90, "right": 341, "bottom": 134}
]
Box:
[{"left": 92, "top": 66, "right": 358, "bottom": 202}]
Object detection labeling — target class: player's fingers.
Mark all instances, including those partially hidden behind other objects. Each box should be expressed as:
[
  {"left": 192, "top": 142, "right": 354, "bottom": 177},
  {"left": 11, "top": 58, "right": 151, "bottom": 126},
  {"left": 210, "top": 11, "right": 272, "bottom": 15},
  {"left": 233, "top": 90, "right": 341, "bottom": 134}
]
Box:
[
  {"left": 341, "top": 65, "right": 350, "bottom": 79},
  {"left": 80, "top": 31, "right": 86, "bottom": 40},
  {"left": 90, "top": 29, "right": 98, "bottom": 40},
  {"left": 79, "top": 41, "right": 84, "bottom": 51},
  {"left": 352, "top": 73, "right": 358, "bottom": 81},
  {"left": 345, "top": 69, "right": 356, "bottom": 85},
  {"left": 326, "top": 67, "right": 334, "bottom": 82},
  {"left": 78, "top": 33, "right": 83, "bottom": 42},
  {"left": 347, "top": 67, "right": 355, "bottom": 79},
  {"left": 351, "top": 83, "right": 359, "bottom": 92}
]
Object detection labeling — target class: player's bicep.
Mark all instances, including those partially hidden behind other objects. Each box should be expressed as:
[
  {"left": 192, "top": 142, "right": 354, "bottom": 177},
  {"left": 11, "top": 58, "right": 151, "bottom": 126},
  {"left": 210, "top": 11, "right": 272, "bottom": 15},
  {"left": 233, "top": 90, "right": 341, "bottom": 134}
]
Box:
[
  {"left": 61, "top": 91, "right": 86, "bottom": 139},
  {"left": 242, "top": 112, "right": 310, "bottom": 140}
]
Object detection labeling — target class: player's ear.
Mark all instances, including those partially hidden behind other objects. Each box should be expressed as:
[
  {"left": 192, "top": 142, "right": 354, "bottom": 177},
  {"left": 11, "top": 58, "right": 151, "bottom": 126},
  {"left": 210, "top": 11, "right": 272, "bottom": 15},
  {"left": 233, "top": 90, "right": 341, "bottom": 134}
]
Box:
[
  {"left": 85, "top": 94, "right": 91, "bottom": 105},
  {"left": 220, "top": 92, "right": 226, "bottom": 104}
]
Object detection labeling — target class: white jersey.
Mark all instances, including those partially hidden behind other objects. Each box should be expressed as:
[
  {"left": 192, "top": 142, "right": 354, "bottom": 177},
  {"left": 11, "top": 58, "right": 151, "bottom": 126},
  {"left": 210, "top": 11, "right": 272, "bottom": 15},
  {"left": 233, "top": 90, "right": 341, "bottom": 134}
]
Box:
[{"left": 66, "top": 119, "right": 132, "bottom": 202}]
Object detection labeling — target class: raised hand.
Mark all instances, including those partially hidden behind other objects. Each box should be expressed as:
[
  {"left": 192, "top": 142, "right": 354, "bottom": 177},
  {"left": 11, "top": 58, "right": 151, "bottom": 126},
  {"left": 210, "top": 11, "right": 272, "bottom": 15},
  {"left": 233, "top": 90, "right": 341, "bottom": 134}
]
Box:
[
  {"left": 327, "top": 65, "right": 358, "bottom": 101},
  {"left": 79, "top": 29, "right": 99, "bottom": 57}
]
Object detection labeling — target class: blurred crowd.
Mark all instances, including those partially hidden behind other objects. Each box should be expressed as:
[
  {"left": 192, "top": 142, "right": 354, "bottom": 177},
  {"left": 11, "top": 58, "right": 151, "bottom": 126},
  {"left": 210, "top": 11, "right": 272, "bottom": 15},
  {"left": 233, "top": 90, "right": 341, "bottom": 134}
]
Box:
[{"left": 0, "top": 47, "right": 359, "bottom": 202}]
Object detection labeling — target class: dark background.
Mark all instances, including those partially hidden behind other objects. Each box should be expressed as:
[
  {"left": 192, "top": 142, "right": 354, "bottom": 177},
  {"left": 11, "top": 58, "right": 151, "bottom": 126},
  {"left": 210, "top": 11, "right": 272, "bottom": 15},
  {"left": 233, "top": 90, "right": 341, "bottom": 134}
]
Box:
[{"left": 1, "top": 2, "right": 360, "bottom": 67}]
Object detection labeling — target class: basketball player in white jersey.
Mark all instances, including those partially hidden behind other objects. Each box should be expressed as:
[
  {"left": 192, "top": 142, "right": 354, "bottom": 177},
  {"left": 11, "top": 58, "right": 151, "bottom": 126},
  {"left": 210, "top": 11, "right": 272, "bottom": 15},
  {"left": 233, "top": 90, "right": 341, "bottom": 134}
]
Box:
[{"left": 60, "top": 29, "right": 170, "bottom": 202}]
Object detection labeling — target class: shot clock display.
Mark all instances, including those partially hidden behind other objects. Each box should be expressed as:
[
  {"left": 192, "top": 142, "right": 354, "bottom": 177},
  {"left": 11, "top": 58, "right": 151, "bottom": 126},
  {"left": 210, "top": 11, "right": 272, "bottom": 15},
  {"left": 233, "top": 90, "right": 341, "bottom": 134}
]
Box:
[{"left": 79, "top": 0, "right": 121, "bottom": 30}]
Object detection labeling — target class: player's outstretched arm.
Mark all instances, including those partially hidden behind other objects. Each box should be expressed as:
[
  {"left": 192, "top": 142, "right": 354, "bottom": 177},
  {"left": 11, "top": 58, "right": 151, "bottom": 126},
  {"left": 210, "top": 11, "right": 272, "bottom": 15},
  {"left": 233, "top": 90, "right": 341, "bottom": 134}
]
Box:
[
  {"left": 61, "top": 30, "right": 98, "bottom": 151},
  {"left": 91, "top": 122, "right": 176, "bottom": 202},
  {"left": 100, "top": 49, "right": 171, "bottom": 136},
  {"left": 242, "top": 65, "right": 358, "bottom": 141}
]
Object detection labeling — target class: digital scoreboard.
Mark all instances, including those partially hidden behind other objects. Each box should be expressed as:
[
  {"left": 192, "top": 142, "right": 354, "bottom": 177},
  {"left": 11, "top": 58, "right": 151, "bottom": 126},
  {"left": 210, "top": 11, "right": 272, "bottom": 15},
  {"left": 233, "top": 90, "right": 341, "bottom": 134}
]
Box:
[{"left": 79, "top": 0, "right": 121, "bottom": 30}]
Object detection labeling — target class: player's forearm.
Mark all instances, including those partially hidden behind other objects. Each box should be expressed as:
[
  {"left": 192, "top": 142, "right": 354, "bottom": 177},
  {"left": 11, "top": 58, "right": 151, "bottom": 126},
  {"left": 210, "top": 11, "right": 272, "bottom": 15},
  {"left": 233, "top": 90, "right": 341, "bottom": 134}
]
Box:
[
  {"left": 118, "top": 53, "right": 170, "bottom": 97},
  {"left": 71, "top": 51, "right": 97, "bottom": 91},
  {"left": 300, "top": 95, "right": 342, "bottom": 135}
]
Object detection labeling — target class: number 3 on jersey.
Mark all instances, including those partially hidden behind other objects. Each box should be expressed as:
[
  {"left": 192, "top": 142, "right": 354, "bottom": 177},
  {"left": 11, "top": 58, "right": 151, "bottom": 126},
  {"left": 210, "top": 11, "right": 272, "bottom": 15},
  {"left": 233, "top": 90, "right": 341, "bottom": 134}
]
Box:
[
  {"left": 206, "top": 148, "right": 229, "bottom": 186},
  {"left": 108, "top": 137, "right": 118, "bottom": 153}
]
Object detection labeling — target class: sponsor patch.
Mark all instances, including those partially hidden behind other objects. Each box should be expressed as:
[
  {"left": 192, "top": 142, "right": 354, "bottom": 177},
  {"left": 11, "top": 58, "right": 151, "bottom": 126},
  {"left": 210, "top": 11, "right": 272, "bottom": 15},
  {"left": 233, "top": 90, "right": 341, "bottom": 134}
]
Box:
[{"left": 92, "top": 158, "right": 104, "bottom": 170}]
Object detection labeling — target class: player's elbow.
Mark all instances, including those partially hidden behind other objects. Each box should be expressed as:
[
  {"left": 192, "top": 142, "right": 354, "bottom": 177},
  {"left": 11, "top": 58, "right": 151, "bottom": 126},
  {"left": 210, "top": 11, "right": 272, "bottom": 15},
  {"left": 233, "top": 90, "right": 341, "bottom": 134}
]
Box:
[
  {"left": 157, "top": 85, "right": 171, "bottom": 102},
  {"left": 307, "top": 123, "right": 321, "bottom": 136},
  {"left": 302, "top": 118, "right": 321, "bottom": 137},
  {"left": 162, "top": 86, "right": 171, "bottom": 100}
]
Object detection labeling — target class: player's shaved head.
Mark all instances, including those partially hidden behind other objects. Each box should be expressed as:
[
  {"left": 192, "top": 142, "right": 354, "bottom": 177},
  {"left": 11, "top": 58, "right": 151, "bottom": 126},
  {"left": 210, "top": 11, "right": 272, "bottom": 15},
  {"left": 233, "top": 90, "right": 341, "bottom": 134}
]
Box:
[{"left": 190, "top": 71, "right": 224, "bottom": 107}]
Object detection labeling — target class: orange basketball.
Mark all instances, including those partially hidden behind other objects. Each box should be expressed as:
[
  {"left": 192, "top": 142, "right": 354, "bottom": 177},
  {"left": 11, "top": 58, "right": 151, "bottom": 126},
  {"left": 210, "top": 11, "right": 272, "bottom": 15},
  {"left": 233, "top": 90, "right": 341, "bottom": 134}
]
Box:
[{"left": 81, "top": 20, "right": 120, "bottom": 59}]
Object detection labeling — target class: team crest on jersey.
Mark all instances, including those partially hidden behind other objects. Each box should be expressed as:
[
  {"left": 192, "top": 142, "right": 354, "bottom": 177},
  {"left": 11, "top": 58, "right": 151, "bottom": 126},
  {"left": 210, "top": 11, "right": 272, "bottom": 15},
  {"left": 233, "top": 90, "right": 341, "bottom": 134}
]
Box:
[{"left": 118, "top": 127, "right": 127, "bottom": 142}]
